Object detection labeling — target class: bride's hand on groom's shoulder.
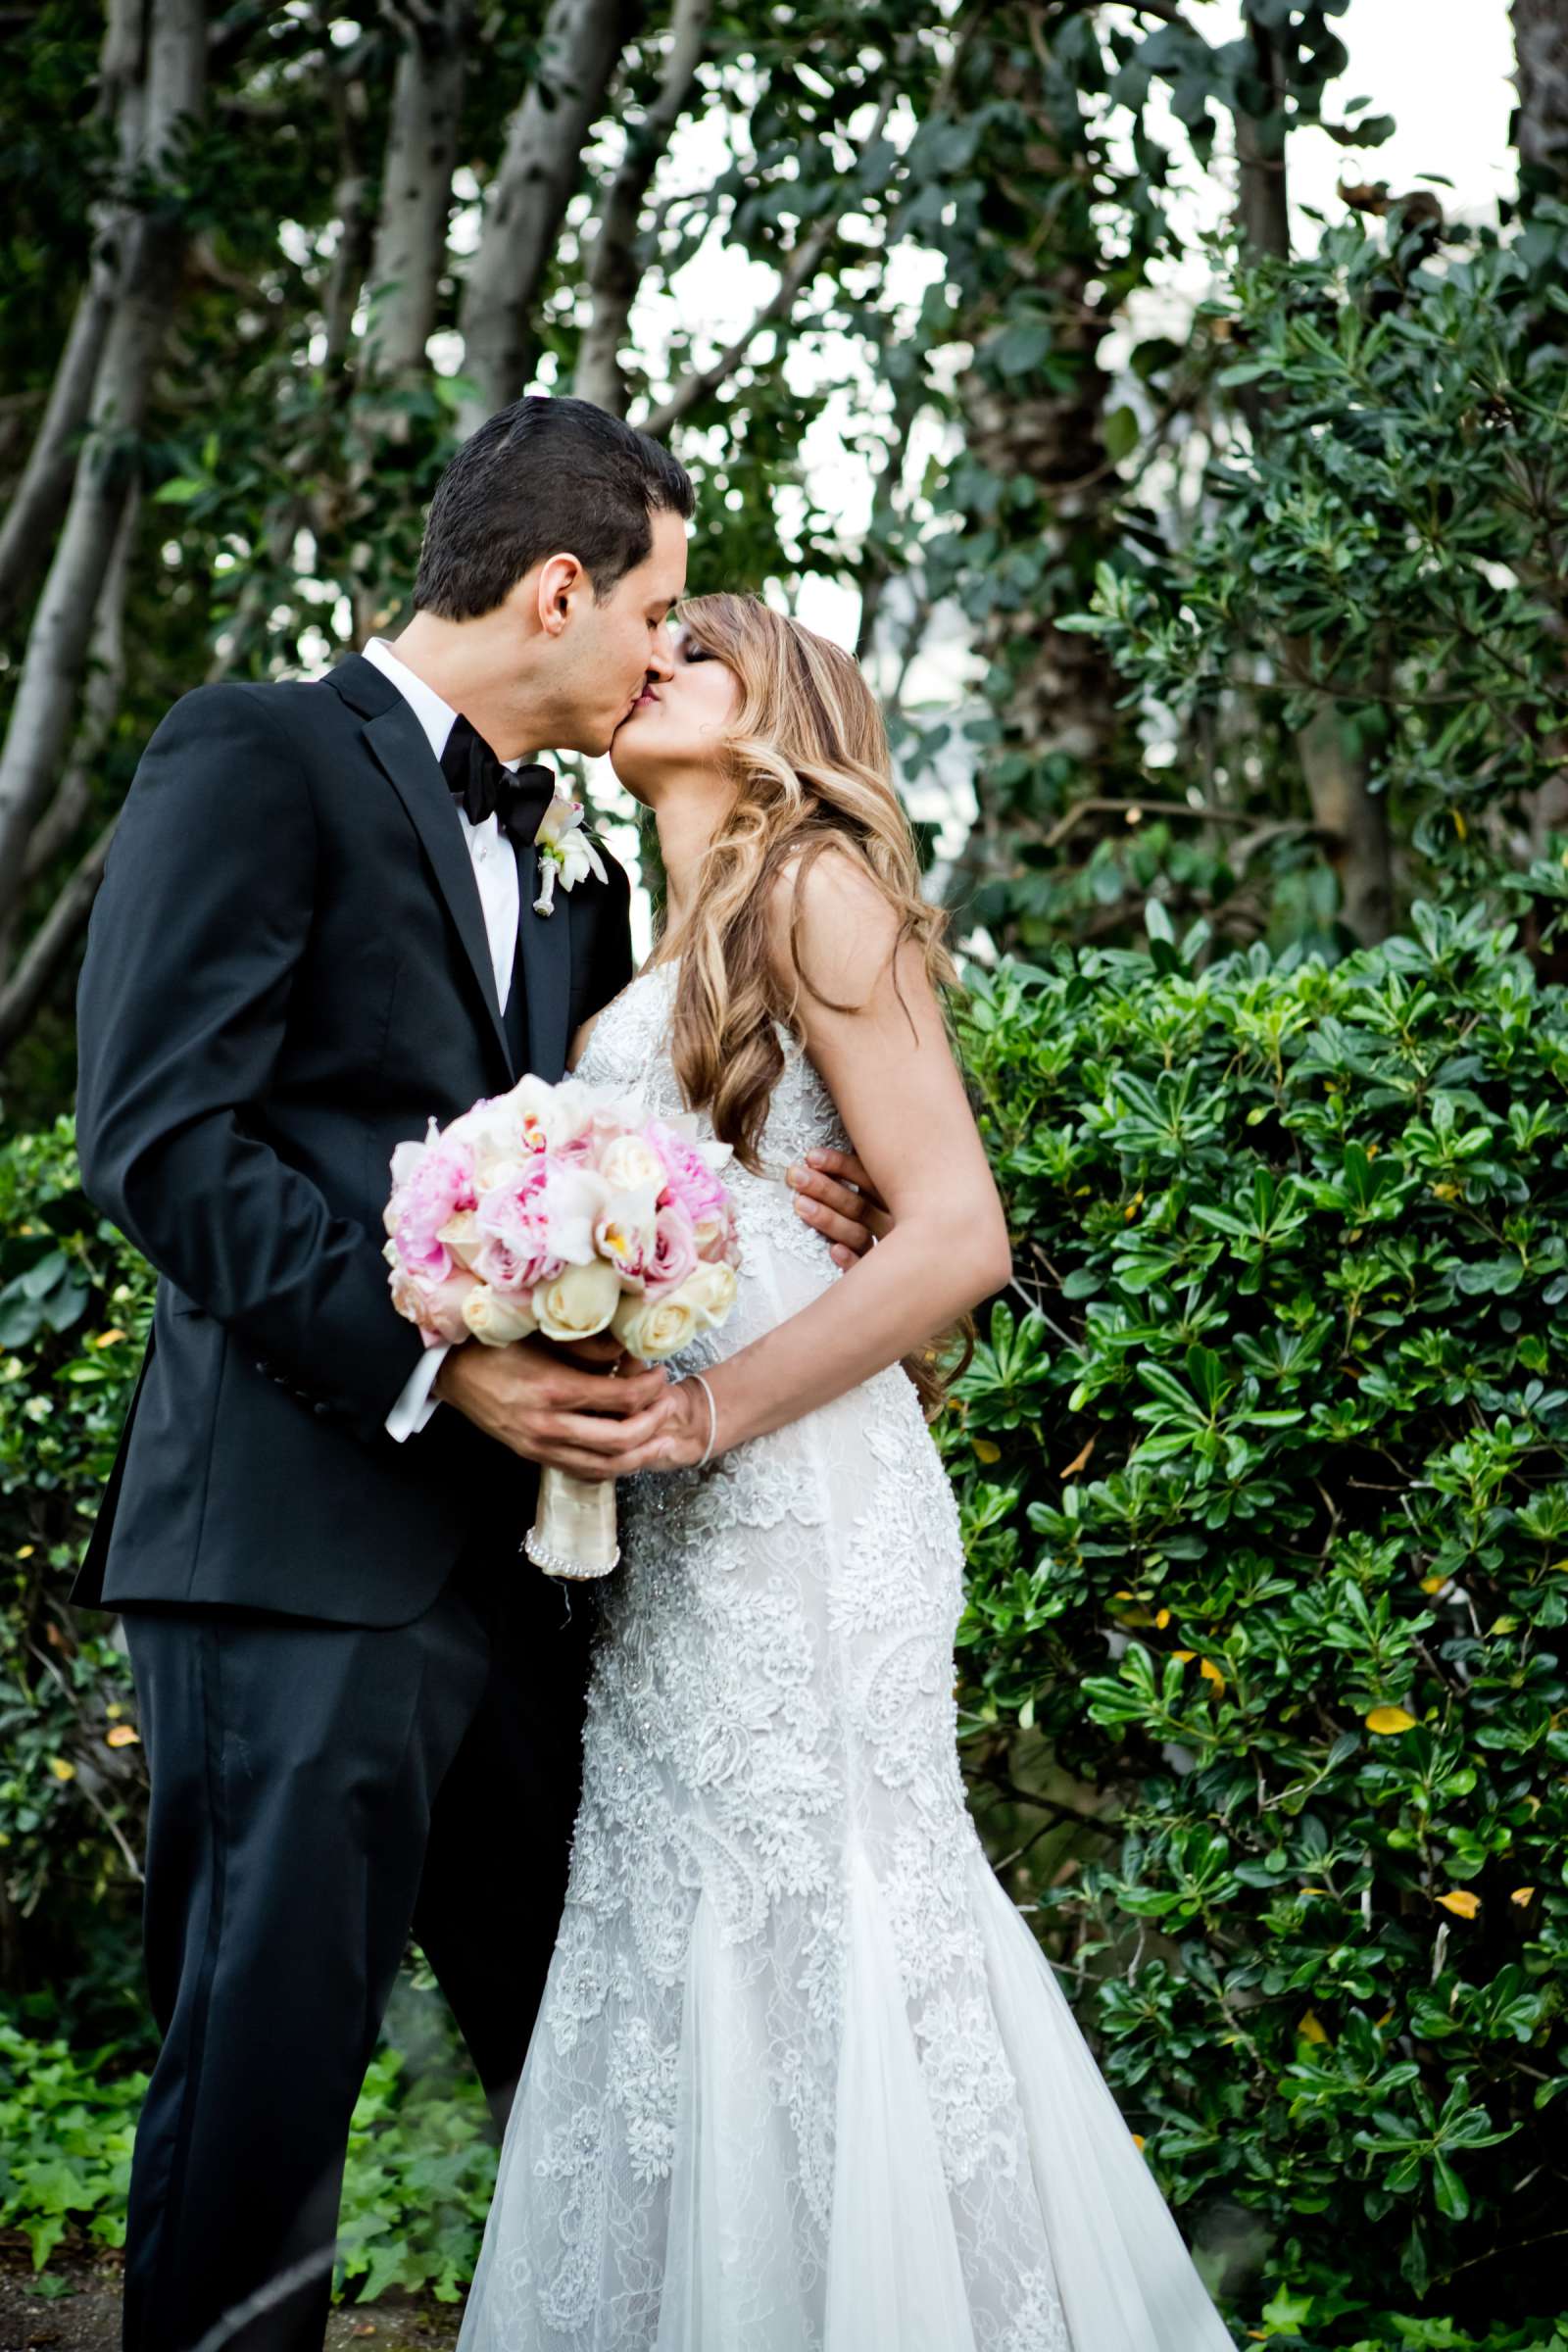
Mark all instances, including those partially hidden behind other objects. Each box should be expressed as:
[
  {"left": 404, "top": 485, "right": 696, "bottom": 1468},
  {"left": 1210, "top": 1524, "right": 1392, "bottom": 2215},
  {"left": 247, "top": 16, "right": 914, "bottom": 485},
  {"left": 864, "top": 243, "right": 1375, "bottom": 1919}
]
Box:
[
  {"left": 786, "top": 1148, "right": 888, "bottom": 1267},
  {"left": 433, "top": 1335, "right": 682, "bottom": 1479}
]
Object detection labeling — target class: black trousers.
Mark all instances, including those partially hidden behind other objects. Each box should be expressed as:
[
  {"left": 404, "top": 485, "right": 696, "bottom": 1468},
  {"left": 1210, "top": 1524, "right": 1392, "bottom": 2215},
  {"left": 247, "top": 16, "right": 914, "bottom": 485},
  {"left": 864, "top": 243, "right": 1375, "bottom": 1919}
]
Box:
[{"left": 118, "top": 1523, "right": 594, "bottom": 2352}]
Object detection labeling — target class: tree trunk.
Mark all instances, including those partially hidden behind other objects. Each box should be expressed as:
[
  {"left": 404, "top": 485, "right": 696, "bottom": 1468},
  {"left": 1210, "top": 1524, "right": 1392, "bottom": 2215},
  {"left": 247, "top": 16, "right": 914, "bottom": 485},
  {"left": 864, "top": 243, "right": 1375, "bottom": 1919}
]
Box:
[
  {"left": 20, "top": 488, "right": 139, "bottom": 894},
  {"left": 1513, "top": 0, "right": 1568, "bottom": 858},
  {"left": 937, "top": 20, "right": 1127, "bottom": 938},
  {"left": 573, "top": 0, "right": 713, "bottom": 415},
  {"left": 362, "top": 1, "right": 470, "bottom": 381},
  {"left": 1234, "top": 9, "right": 1392, "bottom": 945},
  {"left": 1513, "top": 0, "right": 1568, "bottom": 198},
  {"left": 0, "top": 0, "right": 207, "bottom": 918},
  {"left": 0, "top": 0, "right": 149, "bottom": 629},
  {"left": 0, "top": 280, "right": 118, "bottom": 635},
  {"left": 458, "top": 0, "right": 641, "bottom": 432}
]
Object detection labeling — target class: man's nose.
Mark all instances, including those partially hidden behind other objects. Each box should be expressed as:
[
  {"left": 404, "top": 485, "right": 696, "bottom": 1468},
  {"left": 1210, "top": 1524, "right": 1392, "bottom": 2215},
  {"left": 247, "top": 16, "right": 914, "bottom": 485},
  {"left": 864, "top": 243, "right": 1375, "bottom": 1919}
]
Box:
[{"left": 645, "top": 637, "right": 675, "bottom": 684}]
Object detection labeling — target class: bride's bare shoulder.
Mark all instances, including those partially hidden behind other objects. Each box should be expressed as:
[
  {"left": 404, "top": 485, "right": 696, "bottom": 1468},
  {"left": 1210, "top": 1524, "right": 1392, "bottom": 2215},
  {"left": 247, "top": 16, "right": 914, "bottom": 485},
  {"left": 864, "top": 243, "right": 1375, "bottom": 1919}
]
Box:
[{"left": 762, "top": 843, "right": 902, "bottom": 1009}]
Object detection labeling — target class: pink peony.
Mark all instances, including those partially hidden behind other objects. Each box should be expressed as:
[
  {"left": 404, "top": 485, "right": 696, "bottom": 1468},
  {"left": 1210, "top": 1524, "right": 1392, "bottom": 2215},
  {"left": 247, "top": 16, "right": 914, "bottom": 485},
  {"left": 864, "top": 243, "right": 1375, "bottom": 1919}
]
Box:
[
  {"left": 391, "top": 1140, "right": 477, "bottom": 1284},
  {"left": 648, "top": 1122, "right": 728, "bottom": 1225},
  {"left": 472, "top": 1158, "right": 562, "bottom": 1295}
]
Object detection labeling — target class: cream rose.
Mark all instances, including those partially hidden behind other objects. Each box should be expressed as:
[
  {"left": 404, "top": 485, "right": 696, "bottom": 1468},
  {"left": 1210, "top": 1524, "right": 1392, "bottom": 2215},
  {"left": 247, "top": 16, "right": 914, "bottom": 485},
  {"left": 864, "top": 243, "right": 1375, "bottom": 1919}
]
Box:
[
  {"left": 601, "top": 1134, "right": 666, "bottom": 1193},
  {"left": 461, "top": 1282, "right": 539, "bottom": 1345},
  {"left": 675, "top": 1259, "right": 738, "bottom": 1329},
  {"left": 612, "top": 1289, "right": 701, "bottom": 1362},
  {"left": 436, "top": 1207, "right": 485, "bottom": 1270},
  {"left": 534, "top": 1256, "right": 622, "bottom": 1343}
]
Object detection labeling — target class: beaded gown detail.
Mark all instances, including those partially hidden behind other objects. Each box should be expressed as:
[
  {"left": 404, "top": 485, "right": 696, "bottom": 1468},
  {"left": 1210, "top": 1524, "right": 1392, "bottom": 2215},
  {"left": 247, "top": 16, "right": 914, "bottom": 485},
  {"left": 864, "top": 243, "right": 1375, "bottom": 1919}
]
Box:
[{"left": 457, "top": 962, "right": 1232, "bottom": 2352}]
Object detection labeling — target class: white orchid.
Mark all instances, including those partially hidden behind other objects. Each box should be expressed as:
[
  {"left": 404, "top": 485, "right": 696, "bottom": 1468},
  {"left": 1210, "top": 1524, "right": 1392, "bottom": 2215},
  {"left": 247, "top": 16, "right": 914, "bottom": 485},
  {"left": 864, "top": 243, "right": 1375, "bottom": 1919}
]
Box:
[{"left": 533, "top": 795, "right": 608, "bottom": 916}]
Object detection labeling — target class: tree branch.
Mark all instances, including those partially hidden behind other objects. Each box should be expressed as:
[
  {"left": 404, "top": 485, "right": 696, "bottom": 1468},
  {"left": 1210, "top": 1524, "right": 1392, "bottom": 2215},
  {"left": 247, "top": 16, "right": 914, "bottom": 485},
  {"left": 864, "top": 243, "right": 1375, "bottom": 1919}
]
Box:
[
  {"left": 639, "top": 86, "right": 897, "bottom": 441},
  {"left": 573, "top": 0, "right": 715, "bottom": 414},
  {"left": 0, "top": 817, "right": 120, "bottom": 1063}
]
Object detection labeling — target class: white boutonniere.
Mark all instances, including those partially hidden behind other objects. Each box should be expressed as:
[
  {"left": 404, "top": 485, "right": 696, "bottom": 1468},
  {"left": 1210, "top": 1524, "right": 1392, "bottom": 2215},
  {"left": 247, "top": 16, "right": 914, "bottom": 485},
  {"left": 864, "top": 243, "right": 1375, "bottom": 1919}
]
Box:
[{"left": 533, "top": 796, "right": 609, "bottom": 916}]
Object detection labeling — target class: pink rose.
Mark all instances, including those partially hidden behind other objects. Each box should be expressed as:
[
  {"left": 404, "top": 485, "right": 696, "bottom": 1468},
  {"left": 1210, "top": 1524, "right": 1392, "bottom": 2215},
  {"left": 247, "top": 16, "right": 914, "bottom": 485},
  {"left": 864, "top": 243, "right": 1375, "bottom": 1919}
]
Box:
[
  {"left": 643, "top": 1202, "right": 699, "bottom": 1298},
  {"left": 391, "top": 1262, "right": 474, "bottom": 1345}
]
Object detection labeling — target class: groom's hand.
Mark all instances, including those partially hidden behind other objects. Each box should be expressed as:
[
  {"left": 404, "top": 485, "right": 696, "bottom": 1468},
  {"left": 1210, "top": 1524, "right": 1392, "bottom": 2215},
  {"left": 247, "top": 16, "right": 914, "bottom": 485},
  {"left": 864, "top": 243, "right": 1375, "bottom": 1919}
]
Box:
[
  {"left": 433, "top": 1334, "right": 679, "bottom": 1478},
  {"left": 785, "top": 1148, "right": 888, "bottom": 1267}
]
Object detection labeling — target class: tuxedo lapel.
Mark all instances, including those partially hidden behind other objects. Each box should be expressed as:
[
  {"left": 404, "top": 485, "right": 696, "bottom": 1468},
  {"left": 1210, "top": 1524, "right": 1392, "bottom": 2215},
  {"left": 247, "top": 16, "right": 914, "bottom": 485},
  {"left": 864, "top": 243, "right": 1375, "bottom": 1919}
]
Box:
[
  {"left": 514, "top": 842, "right": 573, "bottom": 1083},
  {"left": 329, "top": 654, "right": 514, "bottom": 1079}
]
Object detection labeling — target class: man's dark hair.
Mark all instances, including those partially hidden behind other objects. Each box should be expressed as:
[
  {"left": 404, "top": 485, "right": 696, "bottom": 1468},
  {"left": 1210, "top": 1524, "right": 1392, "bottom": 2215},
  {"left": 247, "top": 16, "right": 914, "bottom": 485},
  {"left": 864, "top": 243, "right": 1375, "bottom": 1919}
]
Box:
[{"left": 414, "top": 395, "right": 695, "bottom": 618}]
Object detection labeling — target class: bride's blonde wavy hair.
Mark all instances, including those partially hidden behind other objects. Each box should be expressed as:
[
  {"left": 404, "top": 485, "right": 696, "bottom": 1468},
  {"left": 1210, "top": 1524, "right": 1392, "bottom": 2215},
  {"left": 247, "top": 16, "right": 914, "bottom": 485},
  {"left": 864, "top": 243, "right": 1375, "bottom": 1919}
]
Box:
[{"left": 651, "top": 591, "right": 974, "bottom": 1415}]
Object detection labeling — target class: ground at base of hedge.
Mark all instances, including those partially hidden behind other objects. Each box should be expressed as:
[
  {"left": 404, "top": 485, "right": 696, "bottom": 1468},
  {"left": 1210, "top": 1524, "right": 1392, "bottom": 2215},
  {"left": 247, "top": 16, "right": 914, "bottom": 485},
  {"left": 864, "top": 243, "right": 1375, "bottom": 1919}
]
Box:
[{"left": 0, "top": 2236, "right": 465, "bottom": 2352}]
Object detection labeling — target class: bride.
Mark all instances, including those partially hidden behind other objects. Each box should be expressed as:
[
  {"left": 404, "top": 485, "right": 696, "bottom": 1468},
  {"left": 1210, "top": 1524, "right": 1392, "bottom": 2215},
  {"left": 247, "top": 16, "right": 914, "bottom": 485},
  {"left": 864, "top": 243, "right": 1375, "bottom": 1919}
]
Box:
[{"left": 457, "top": 593, "right": 1231, "bottom": 2351}]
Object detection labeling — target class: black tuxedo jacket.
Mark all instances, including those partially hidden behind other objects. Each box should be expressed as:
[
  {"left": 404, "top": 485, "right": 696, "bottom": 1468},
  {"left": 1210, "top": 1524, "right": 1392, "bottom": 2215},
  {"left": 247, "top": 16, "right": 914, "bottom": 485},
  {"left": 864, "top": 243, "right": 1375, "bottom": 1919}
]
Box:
[{"left": 72, "top": 653, "right": 634, "bottom": 1625}]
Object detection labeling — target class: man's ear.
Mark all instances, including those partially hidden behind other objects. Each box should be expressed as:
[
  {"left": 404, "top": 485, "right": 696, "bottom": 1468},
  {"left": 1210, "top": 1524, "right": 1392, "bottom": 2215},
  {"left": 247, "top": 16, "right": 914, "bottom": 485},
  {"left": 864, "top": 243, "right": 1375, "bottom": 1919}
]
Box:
[{"left": 535, "top": 553, "right": 586, "bottom": 637}]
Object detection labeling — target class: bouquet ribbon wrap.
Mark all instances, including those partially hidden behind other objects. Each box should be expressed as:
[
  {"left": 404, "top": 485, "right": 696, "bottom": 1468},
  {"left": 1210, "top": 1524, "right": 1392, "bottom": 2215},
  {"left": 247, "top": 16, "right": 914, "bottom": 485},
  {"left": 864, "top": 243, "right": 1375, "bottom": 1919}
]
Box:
[{"left": 524, "top": 1464, "right": 621, "bottom": 1581}]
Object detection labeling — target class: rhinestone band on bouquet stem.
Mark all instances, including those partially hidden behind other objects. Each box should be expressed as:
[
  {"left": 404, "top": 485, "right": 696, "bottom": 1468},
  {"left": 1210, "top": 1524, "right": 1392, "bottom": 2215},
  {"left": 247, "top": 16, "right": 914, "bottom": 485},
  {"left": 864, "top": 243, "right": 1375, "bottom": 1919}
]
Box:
[{"left": 382, "top": 1073, "right": 743, "bottom": 1579}]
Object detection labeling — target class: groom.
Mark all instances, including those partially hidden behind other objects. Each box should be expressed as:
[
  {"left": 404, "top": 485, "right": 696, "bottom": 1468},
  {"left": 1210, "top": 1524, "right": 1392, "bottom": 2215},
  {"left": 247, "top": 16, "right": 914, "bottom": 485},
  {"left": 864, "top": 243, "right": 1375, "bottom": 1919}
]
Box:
[{"left": 74, "top": 395, "right": 879, "bottom": 2352}]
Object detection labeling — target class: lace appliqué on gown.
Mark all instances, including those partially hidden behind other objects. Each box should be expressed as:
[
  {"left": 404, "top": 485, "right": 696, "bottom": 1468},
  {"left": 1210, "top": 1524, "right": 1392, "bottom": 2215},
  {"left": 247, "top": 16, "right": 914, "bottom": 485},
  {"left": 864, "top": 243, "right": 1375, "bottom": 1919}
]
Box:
[{"left": 458, "top": 965, "right": 1233, "bottom": 2352}]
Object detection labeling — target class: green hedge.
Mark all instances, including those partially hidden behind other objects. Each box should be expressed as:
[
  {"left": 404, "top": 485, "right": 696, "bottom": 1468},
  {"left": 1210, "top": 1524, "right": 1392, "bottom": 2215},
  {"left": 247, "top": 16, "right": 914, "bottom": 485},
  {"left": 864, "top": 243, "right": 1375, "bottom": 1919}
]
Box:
[
  {"left": 0, "top": 1118, "right": 150, "bottom": 2017},
  {"left": 943, "top": 901, "right": 1568, "bottom": 2339},
  {"left": 5, "top": 905, "right": 1568, "bottom": 2339}
]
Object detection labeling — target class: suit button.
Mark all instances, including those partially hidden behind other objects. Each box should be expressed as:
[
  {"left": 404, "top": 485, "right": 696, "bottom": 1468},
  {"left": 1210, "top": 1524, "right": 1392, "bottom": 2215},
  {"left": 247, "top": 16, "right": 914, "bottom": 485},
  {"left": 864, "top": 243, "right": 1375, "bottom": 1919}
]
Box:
[{"left": 313, "top": 1399, "right": 331, "bottom": 1417}]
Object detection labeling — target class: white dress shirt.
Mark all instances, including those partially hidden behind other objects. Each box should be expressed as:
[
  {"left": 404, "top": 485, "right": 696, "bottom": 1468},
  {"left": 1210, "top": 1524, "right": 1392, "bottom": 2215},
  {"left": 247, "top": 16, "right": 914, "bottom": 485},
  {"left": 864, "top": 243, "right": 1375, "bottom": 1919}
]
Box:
[{"left": 365, "top": 636, "right": 524, "bottom": 1443}]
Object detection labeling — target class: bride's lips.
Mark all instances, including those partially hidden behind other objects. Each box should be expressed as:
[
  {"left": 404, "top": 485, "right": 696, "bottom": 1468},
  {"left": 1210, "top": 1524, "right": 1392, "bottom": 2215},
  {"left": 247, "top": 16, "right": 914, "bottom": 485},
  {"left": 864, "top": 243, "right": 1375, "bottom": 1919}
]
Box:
[{"left": 619, "top": 686, "right": 660, "bottom": 726}]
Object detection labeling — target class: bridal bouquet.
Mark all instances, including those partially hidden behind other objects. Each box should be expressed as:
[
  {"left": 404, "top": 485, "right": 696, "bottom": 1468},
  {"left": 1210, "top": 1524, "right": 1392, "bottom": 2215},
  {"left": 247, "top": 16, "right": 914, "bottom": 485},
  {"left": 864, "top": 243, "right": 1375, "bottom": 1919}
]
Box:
[{"left": 383, "top": 1074, "right": 741, "bottom": 1579}]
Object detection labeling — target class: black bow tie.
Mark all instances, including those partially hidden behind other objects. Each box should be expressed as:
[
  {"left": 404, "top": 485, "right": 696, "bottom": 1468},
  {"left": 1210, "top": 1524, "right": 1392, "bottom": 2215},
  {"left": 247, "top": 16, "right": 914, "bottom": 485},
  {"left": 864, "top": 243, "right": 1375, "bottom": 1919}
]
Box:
[{"left": 439, "top": 714, "right": 557, "bottom": 846}]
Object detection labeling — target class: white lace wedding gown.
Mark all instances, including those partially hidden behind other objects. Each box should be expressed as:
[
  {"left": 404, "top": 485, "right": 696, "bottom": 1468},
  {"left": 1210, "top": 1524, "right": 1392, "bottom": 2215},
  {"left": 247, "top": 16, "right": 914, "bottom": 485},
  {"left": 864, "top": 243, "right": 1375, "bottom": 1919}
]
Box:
[{"left": 457, "top": 963, "right": 1233, "bottom": 2352}]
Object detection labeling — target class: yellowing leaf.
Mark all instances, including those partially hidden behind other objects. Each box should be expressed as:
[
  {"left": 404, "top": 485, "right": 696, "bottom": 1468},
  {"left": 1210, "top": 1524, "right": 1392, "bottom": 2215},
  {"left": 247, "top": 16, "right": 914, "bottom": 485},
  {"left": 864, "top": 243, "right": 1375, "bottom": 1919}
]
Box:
[
  {"left": 1199, "top": 1657, "right": 1225, "bottom": 1689},
  {"left": 1123, "top": 1189, "right": 1145, "bottom": 1223},
  {"left": 94, "top": 1327, "right": 126, "bottom": 1348},
  {"left": 1547, "top": 1559, "right": 1568, "bottom": 1576},
  {"left": 972, "top": 1438, "right": 1001, "bottom": 1464},
  {"left": 1172, "top": 1649, "right": 1196, "bottom": 1664},
  {"left": 1431, "top": 1182, "right": 1460, "bottom": 1200},
  {"left": 1130, "top": 2132, "right": 1145, "bottom": 2151},
  {"left": 1366, "top": 1705, "right": 1418, "bottom": 1736},
  {"left": 48, "top": 1757, "right": 75, "bottom": 1783},
  {"left": 1297, "top": 2010, "right": 1329, "bottom": 2044},
  {"left": 1059, "top": 1433, "right": 1097, "bottom": 1480},
  {"left": 1510, "top": 1886, "right": 1536, "bottom": 1907},
  {"left": 1453, "top": 807, "right": 1468, "bottom": 839},
  {"left": 1420, "top": 1574, "right": 1449, "bottom": 1594},
  {"left": 17, "top": 1544, "right": 34, "bottom": 1560},
  {"left": 1436, "top": 1889, "right": 1480, "bottom": 1920},
  {"left": 105, "top": 1724, "right": 141, "bottom": 1749},
  {"left": 1153, "top": 1607, "right": 1171, "bottom": 1630}
]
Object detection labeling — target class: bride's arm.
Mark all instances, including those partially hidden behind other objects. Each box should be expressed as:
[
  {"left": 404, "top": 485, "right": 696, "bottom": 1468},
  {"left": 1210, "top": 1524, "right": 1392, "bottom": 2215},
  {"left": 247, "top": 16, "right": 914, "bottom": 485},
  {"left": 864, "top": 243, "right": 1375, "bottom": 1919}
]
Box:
[{"left": 642, "top": 851, "right": 1012, "bottom": 1469}]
